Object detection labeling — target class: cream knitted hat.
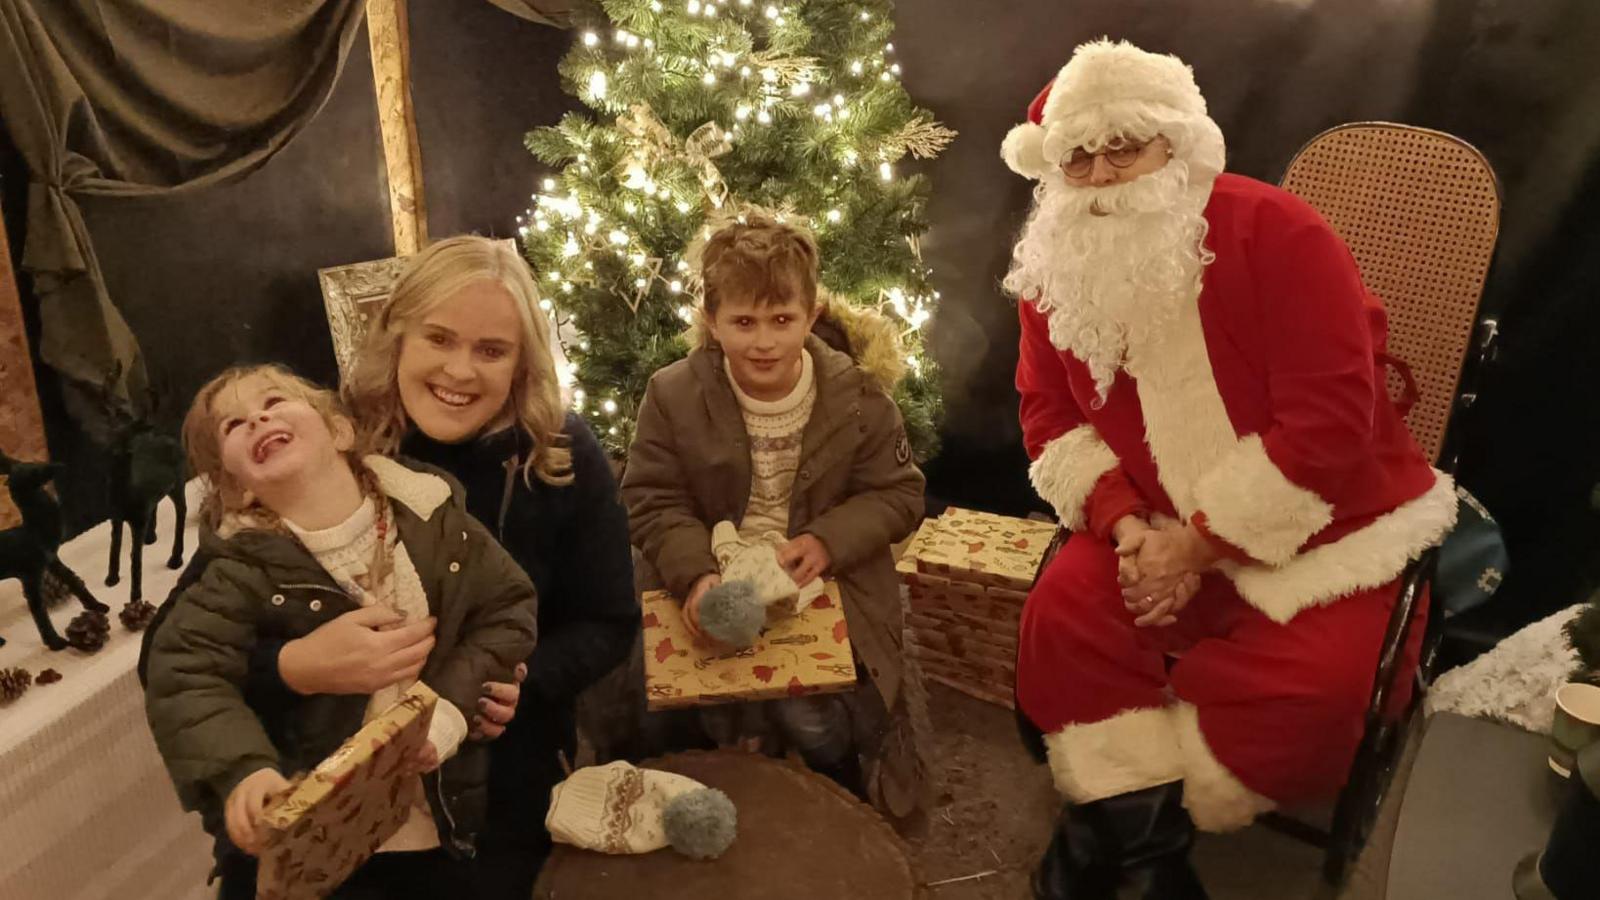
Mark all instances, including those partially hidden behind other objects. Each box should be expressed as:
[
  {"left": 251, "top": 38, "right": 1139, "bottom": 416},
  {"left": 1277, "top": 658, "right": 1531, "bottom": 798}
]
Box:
[
  {"left": 711, "top": 521, "right": 825, "bottom": 617},
  {"left": 545, "top": 761, "right": 738, "bottom": 859}
]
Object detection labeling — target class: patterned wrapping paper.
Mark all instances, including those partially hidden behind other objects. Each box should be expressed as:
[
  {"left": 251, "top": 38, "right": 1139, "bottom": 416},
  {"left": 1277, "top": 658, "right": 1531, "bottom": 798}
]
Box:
[
  {"left": 904, "top": 509, "right": 1058, "bottom": 592},
  {"left": 642, "top": 581, "right": 856, "bottom": 711},
  {"left": 257, "top": 683, "right": 438, "bottom": 900},
  {"left": 896, "top": 508, "right": 1055, "bottom": 711}
]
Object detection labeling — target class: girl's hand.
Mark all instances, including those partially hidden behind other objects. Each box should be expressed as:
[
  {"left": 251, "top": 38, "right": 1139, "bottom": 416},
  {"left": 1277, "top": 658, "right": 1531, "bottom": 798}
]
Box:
[{"left": 225, "top": 768, "right": 290, "bottom": 856}]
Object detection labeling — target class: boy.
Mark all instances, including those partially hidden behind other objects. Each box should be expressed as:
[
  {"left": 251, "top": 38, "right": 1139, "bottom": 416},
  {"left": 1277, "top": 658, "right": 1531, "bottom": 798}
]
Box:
[
  {"left": 622, "top": 215, "right": 929, "bottom": 820},
  {"left": 143, "top": 365, "right": 537, "bottom": 898}
]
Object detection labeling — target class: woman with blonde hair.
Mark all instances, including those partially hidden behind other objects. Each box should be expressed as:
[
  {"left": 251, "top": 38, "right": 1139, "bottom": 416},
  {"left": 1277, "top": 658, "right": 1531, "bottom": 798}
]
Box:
[{"left": 146, "top": 236, "right": 637, "bottom": 898}]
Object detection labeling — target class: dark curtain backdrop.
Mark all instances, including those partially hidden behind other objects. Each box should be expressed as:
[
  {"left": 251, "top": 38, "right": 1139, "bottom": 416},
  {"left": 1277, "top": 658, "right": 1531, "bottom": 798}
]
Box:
[
  {"left": 0, "top": 23, "right": 391, "bottom": 529},
  {"left": 3, "top": 0, "right": 1595, "bottom": 631},
  {"left": 408, "top": 0, "right": 579, "bottom": 242}
]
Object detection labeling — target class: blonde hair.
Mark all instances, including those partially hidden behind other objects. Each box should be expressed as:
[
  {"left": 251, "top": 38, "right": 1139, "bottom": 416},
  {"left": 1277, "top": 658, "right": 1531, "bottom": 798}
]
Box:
[
  {"left": 183, "top": 364, "right": 354, "bottom": 530},
  {"left": 696, "top": 213, "right": 820, "bottom": 318},
  {"left": 344, "top": 235, "right": 572, "bottom": 487}
]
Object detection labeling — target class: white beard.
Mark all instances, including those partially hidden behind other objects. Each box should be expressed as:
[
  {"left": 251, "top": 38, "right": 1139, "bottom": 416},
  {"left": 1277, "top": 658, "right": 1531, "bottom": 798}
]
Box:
[{"left": 1004, "top": 162, "right": 1215, "bottom": 402}]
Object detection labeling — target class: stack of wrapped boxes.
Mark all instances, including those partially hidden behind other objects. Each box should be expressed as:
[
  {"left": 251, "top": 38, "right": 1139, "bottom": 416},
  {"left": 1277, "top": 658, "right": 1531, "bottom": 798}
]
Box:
[{"left": 896, "top": 508, "right": 1060, "bottom": 708}]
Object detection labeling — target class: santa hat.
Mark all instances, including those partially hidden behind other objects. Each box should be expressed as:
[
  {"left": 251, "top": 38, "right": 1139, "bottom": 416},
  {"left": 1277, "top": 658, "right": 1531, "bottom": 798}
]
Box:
[
  {"left": 1001, "top": 38, "right": 1226, "bottom": 182},
  {"left": 546, "top": 761, "right": 738, "bottom": 860}
]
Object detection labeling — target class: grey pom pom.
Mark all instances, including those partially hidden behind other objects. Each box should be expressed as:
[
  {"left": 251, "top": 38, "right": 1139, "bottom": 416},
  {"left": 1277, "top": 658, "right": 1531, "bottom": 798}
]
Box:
[
  {"left": 699, "top": 579, "right": 764, "bottom": 648},
  {"left": 662, "top": 787, "right": 738, "bottom": 860}
]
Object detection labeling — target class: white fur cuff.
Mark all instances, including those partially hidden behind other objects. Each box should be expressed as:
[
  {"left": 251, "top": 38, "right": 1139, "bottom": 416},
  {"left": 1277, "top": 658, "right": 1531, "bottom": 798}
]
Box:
[
  {"left": 1228, "top": 472, "right": 1459, "bottom": 624},
  {"left": 1193, "top": 435, "right": 1333, "bottom": 566},
  {"left": 1029, "top": 426, "right": 1120, "bottom": 532},
  {"left": 1042, "top": 706, "right": 1183, "bottom": 804},
  {"left": 1174, "top": 703, "right": 1275, "bottom": 832}
]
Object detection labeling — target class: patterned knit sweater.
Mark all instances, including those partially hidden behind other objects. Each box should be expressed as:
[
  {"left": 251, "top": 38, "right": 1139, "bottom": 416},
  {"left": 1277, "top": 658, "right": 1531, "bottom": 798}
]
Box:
[
  {"left": 286, "top": 494, "right": 467, "bottom": 853},
  {"left": 726, "top": 350, "right": 816, "bottom": 541}
]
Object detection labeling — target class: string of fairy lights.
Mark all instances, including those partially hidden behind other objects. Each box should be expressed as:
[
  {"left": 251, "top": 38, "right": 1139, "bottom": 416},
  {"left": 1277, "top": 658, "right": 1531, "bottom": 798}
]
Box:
[{"left": 514, "top": 0, "right": 941, "bottom": 441}]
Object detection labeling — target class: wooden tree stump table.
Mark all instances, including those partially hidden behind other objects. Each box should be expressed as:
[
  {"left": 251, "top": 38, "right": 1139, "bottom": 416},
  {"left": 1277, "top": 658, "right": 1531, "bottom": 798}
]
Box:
[{"left": 534, "top": 750, "right": 922, "bottom": 899}]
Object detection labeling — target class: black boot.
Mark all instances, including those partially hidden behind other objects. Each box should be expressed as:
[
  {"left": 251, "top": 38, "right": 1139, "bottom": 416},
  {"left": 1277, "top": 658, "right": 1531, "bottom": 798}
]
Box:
[
  {"left": 1035, "top": 782, "right": 1208, "bottom": 900},
  {"left": 1032, "top": 802, "right": 1119, "bottom": 899},
  {"left": 1079, "top": 782, "right": 1207, "bottom": 899}
]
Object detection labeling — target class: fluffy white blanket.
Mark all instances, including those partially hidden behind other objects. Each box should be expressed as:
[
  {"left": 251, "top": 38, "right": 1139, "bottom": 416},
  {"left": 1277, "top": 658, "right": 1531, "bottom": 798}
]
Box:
[{"left": 1426, "top": 604, "right": 1585, "bottom": 734}]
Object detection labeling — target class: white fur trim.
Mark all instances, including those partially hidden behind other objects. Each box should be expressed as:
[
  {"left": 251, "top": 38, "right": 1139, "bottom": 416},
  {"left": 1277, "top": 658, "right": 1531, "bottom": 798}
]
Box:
[
  {"left": 1042, "top": 706, "right": 1183, "bottom": 803},
  {"left": 1226, "top": 472, "right": 1459, "bottom": 624},
  {"left": 1173, "top": 703, "right": 1275, "bottom": 832},
  {"left": 1194, "top": 435, "right": 1334, "bottom": 566},
  {"left": 1043, "top": 40, "right": 1208, "bottom": 129},
  {"left": 1002, "top": 122, "right": 1050, "bottom": 178},
  {"left": 364, "top": 455, "right": 452, "bottom": 521},
  {"left": 1029, "top": 425, "right": 1119, "bottom": 531},
  {"left": 1036, "top": 40, "right": 1225, "bottom": 180},
  {"left": 1126, "top": 294, "right": 1235, "bottom": 522}
]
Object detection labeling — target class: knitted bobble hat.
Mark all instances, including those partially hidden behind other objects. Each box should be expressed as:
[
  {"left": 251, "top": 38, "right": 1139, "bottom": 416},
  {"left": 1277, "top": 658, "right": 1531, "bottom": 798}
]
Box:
[{"left": 546, "top": 761, "right": 738, "bottom": 859}]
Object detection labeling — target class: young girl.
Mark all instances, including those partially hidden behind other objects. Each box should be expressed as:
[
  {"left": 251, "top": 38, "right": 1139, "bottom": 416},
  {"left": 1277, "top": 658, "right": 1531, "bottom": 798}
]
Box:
[{"left": 143, "top": 364, "right": 537, "bottom": 899}]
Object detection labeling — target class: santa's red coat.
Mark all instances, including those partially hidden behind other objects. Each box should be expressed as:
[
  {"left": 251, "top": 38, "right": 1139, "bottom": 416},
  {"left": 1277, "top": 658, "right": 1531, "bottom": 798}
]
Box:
[{"left": 1018, "top": 174, "right": 1456, "bottom": 626}]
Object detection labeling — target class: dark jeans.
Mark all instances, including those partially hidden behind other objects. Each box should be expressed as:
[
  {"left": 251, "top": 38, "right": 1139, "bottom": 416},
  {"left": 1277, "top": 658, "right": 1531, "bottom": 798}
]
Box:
[
  {"left": 471, "top": 702, "right": 571, "bottom": 900},
  {"left": 217, "top": 848, "right": 469, "bottom": 900}
]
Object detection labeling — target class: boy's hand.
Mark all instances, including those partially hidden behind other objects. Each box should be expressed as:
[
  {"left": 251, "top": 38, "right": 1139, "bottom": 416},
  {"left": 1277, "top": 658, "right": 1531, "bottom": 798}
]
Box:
[
  {"left": 778, "top": 534, "right": 831, "bottom": 587},
  {"left": 683, "top": 573, "right": 722, "bottom": 640},
  {"left": 225, "top": 768, "right": 290, "bottom": 856}
]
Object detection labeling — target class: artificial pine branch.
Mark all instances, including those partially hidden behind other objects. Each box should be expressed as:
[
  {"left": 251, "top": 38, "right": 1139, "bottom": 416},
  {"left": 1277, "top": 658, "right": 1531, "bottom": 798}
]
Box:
[{"left": 519, "top": 0, "right": 950, "bottom": 460}]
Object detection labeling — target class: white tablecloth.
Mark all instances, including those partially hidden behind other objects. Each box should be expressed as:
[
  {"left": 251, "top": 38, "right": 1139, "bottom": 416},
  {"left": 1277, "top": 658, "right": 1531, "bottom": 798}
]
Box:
[{"left": 0, "top": 482, "right": 212, "bottom": 900}]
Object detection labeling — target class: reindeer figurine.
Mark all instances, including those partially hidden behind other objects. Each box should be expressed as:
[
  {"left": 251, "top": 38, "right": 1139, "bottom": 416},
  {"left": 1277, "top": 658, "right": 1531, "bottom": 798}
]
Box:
[
  {"left": 0, "top": 451, "right": 108, "bottom": 650},
  {"left": 102, "top": 389, "right": 187, "bottom": 603}
]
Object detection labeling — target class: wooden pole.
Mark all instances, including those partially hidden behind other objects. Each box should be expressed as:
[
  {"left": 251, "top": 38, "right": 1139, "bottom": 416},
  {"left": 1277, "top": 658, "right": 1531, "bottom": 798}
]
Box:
[
  {"left": 0, "top": 199, "right": 52, "bottom": 528},
  {"left": 366, "top": 0, "right": 428, "bottom": 256}
]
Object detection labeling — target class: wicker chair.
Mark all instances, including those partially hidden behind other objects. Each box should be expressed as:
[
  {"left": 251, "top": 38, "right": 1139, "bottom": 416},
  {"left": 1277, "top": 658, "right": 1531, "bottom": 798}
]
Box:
[{"left": 1273, "top": 122, "right": 1502, "bottom": 884}]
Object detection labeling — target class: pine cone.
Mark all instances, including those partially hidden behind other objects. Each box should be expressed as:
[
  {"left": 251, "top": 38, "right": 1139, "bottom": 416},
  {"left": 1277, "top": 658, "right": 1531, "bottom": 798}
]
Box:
[
  {"left": 119, "top": 599, "right": 157, "bottom": 632},
  {"left": 37, "top": 669, "right": 62, "bottom": 685},
  {"left": 0, "top": 667, "right": 32, "bottom": 704},
  {"left": 66, "top": 610, "right": 111, "bottom": 653}
]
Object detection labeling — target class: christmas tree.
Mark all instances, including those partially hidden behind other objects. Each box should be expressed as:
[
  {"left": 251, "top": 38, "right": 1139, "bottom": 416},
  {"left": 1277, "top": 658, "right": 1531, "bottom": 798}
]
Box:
[{"left": 520, "top": 0, "right": 952, "bottom": 459}]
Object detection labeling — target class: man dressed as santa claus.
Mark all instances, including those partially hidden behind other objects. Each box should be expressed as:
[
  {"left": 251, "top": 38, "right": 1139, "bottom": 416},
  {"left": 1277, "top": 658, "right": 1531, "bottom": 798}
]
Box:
[{"left": 1002, "top": 39, "right": 1459, "bottom": 898}]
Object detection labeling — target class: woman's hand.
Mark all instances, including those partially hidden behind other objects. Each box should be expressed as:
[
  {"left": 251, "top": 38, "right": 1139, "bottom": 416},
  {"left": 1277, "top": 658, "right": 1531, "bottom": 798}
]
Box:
[
  {"left": 470, "top": 662, "right": 527, "bottom": 740},
  {"left": 278, "top": 606, "right": 436, "bottom": 695},
  {"left": 225, "top": 768, "right": 290, "bottom": 856}
]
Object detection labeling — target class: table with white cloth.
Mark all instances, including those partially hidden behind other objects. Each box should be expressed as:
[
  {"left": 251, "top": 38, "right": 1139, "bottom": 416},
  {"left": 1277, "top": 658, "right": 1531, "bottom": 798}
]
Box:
[{"left": 0, "top": 482, "right": 213, "bottom": 900}]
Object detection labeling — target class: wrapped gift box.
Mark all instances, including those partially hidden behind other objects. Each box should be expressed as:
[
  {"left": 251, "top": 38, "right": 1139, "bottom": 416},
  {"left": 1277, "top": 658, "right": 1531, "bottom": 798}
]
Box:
[
  {"left": 257, "top": 683, "right": 438, "bottom": 900},
  {"left": 643, "top": 581, "right": 856, "bottom": 711},
  {"left": 897, "top": 508, "right": 1059, "bottom": 709}
]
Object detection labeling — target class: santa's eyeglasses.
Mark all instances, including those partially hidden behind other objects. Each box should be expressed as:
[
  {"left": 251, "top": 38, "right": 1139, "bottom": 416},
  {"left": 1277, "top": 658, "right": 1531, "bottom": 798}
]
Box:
[{"left": 1060, "top": 138, "right": 1157, "bottom": 177}]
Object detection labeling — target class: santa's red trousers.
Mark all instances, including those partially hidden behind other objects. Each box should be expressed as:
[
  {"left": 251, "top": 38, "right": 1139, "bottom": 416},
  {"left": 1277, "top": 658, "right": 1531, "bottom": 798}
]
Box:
[{"left": 1016, "top": 534, "right": 1425, "bottom": 820}]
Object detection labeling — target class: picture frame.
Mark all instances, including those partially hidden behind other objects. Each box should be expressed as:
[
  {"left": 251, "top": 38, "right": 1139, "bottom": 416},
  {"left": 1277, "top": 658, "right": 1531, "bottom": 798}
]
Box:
[{"left": 316, "top": 238, "right": 519, "bottom": 383}]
